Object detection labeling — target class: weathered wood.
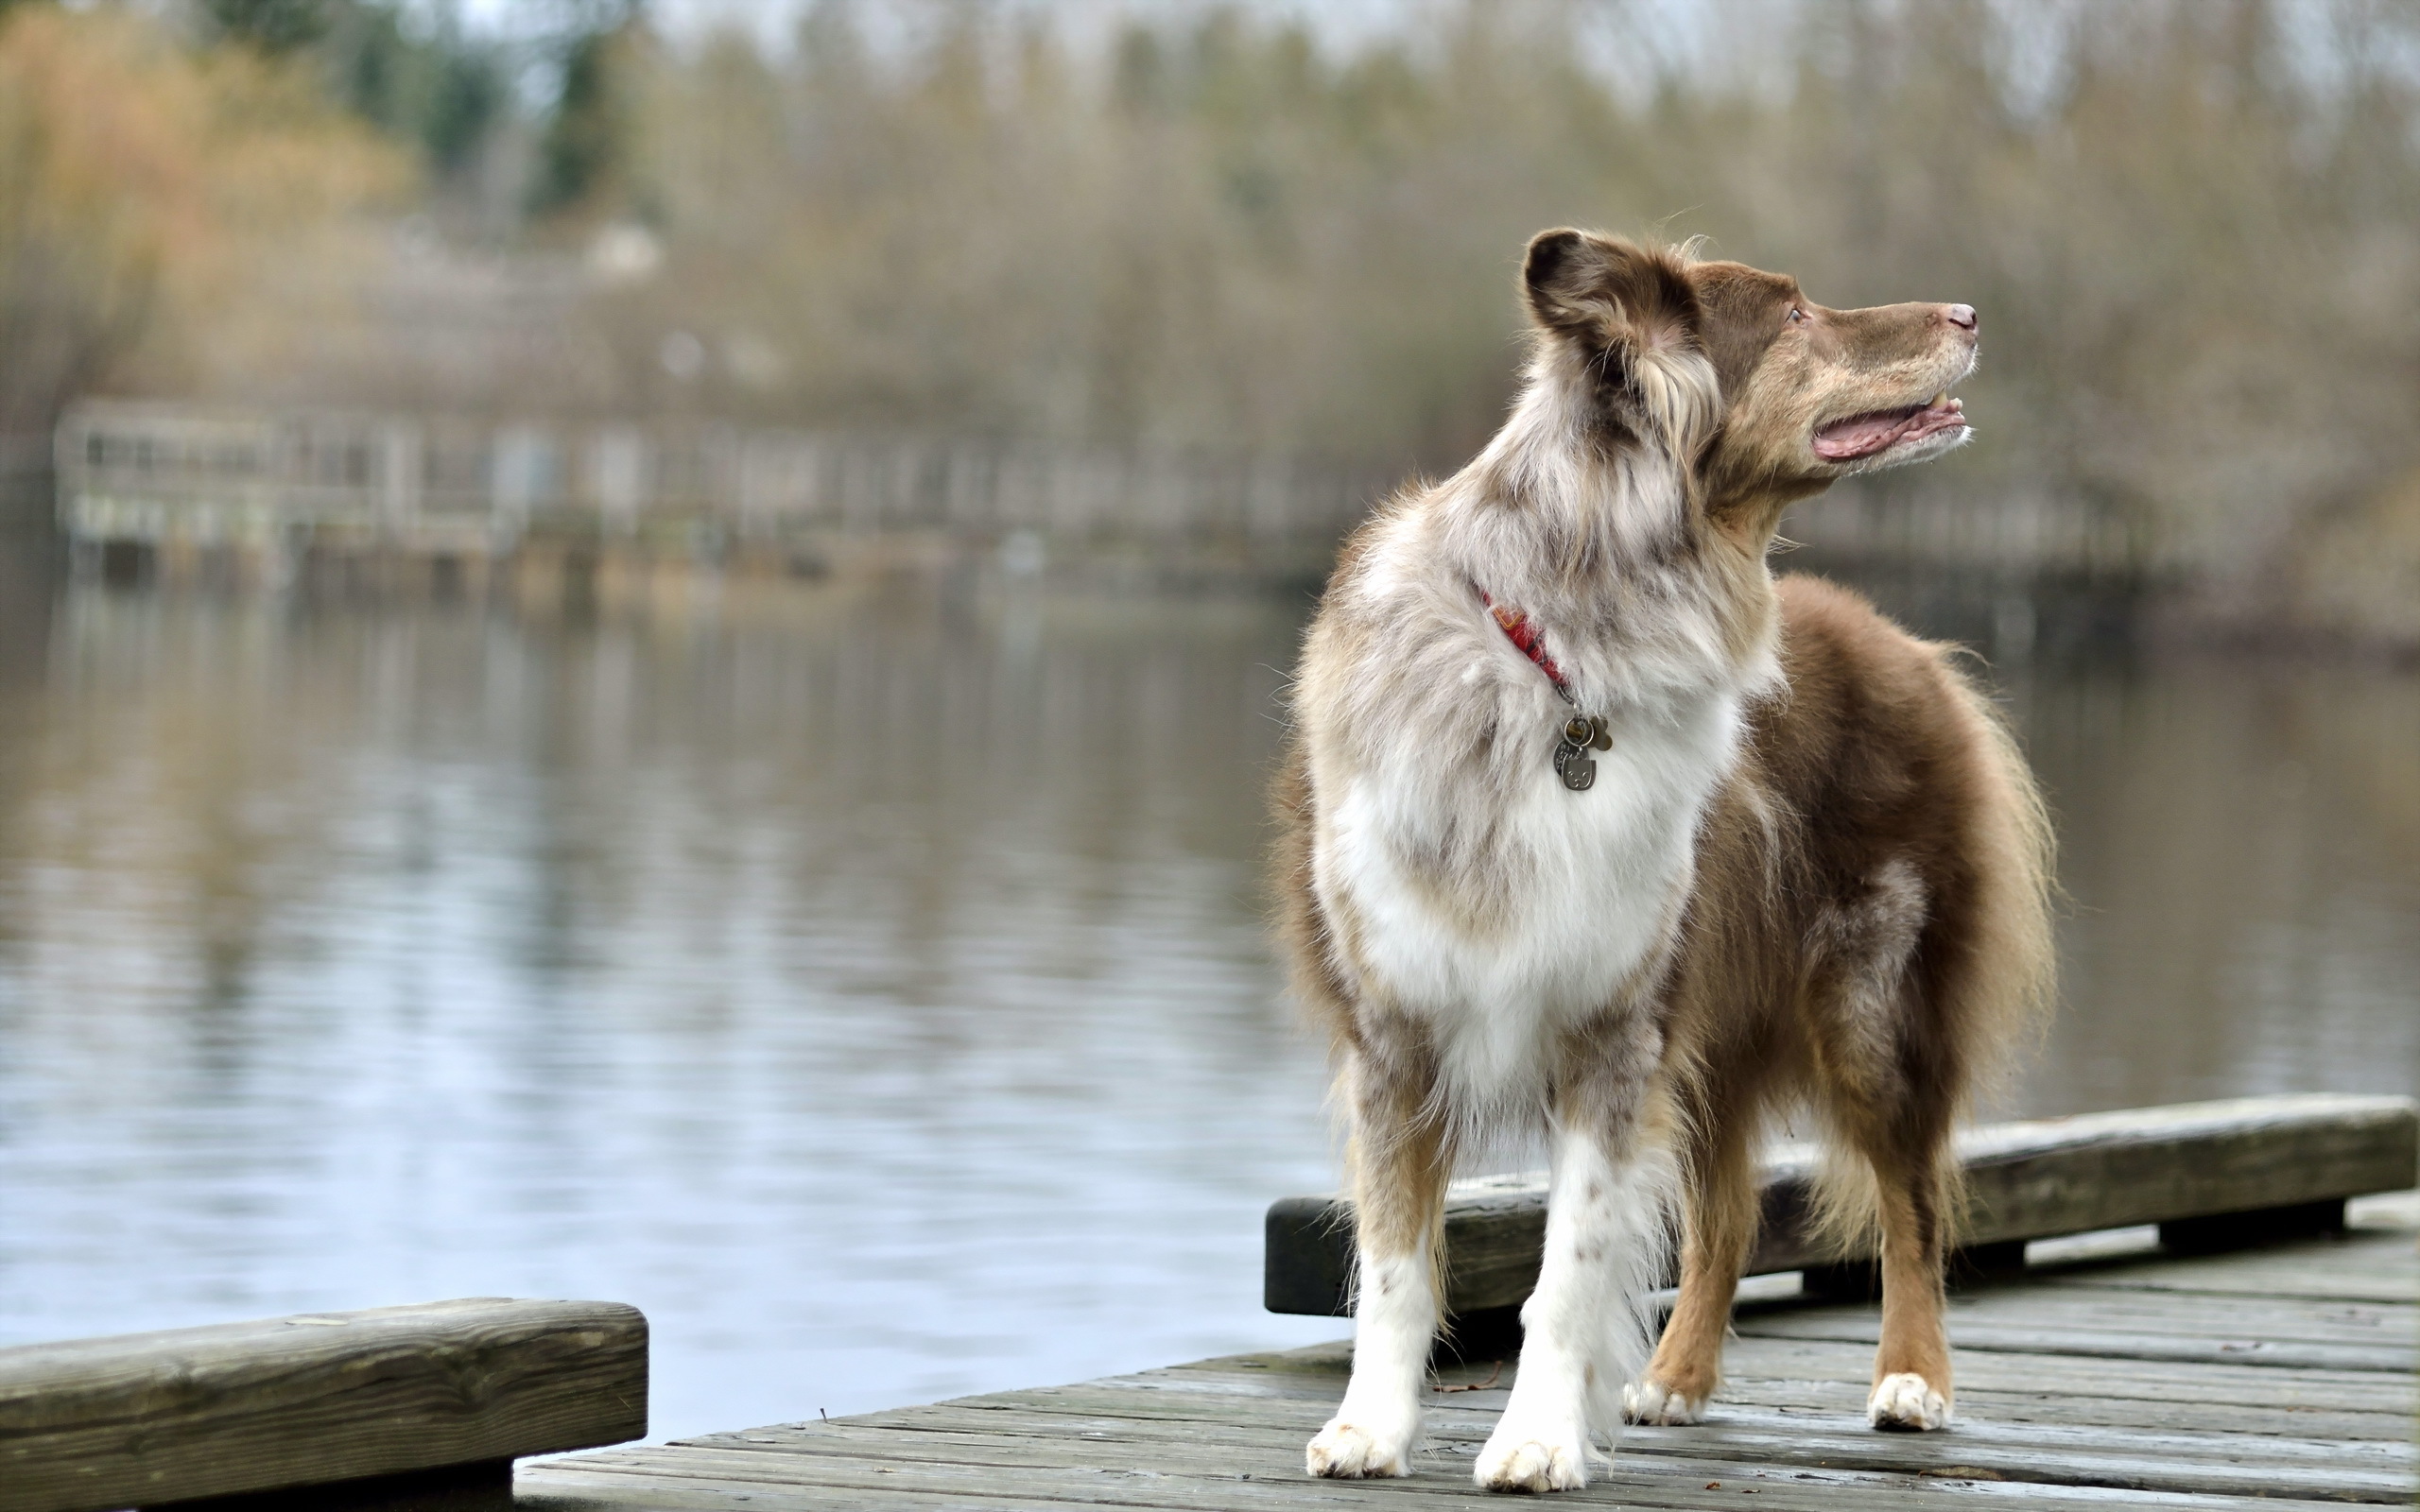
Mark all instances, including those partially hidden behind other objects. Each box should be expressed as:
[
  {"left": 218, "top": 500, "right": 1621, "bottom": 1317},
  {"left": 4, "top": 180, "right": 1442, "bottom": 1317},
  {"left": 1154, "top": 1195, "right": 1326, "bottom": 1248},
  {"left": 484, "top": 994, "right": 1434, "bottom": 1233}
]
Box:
[
  {"left": 527, "top": 1423, "right": 2387, "bottom": 1512},
  {"left": 949, "top": 1363, "right": 2414, "bottom": 1450},
  {"left": 1267, "top": 1093, "right": 2419, "bottom": 1315},
  {"left": 678, "top": 1399, "right": 2415, "bottom": 1503},
  {"left": 654, "top": 1414, "right": 2406, "bottom": 1504},
  {"left": 2036, "top": 1248, "right": 2419, "bottom": 1303},
  {"left": 1734, "top": 1320, "right": 2411, "bottom": 1374},
  {"left": 1015, "top": 1334, "right": 2420, "bottom": 1424},
  {"left": 526, "top": 1438, "right": 2326, "bottom": 1512},
  {"left": 517, "top": 1210, "right": 2416, "bottom": 1510},
  {"left": 0, "top": 1298, "right": 647, "bottom": 1512}
]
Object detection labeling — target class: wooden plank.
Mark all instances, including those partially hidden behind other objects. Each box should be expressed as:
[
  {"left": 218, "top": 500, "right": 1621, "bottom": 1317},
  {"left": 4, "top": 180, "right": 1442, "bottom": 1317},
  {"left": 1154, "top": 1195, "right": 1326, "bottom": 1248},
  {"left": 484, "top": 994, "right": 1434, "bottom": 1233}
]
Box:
[
  {"left": 1121, "top": 1318, "right": 2420, "bottom": 1415},
  {"left": 1893, "top": 1287, "right": 2415, "bottom": 1348},
  {"left": 518, "top": 1428, "right": 2390, "bottom": 1512},
  {"left": 1051, "top": 1356, "right": 2417, "bottom": 1440},
  {"left": 2033, "top": 1231, "right": 2418, "bottom": 1304},
  {"left": 1736, "top": 1316, "right": 2411, "bottom": 1374},
  {"left": 0, "top": 1298, "right": 647, "bottom": 1512},
  {"left": 1725, "top": 1343, "right": 2412, "bottom": 1419},
  {"left": 1268, "top": 1094, "right": 2419, "bottom": 1315},
  {"left": 925, "top": 1378, "right": 2411, "bottom": 1478},
  {"left": 678, "top": 1401, "right": 2412, "bottom": 1503},
  {"left": 512, "top": 1167, "right": 2414, "bottom": 1512},
  {"left": 1669, "top": 1377, "right": 2409, "bottom": 1442},
  {"left": 639, "top": 1323, "right": 2407, "bottom": 1503},
  {"left": 520, "top": 1463, "right": 1103, "bottom": 1512},
  {"left": 855, "top": 1388, "right": 2418, "bottom": 1463}
]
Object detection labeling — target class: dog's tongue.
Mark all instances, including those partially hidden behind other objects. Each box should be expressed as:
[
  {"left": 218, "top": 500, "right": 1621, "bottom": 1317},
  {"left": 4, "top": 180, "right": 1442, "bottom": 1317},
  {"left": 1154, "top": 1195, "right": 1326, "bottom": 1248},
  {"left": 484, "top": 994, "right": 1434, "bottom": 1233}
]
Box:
[
  {"left": 1813, "top": 405, "right": 1923, "bottom": 460},
  {"left": 1813, "top": 398, "right": 1962, "bottom": 460}
]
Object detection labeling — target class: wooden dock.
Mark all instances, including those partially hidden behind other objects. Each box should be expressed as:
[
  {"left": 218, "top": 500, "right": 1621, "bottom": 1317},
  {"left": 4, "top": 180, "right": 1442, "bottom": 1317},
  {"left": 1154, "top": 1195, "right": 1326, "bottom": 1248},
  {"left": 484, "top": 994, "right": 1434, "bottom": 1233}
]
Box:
[
  {"left": 3, "top": 1097, "right": 2411, "bottom": 1511},
  {"left": 514, "top": 1192, "right": 2415, "bottom": 1510}
]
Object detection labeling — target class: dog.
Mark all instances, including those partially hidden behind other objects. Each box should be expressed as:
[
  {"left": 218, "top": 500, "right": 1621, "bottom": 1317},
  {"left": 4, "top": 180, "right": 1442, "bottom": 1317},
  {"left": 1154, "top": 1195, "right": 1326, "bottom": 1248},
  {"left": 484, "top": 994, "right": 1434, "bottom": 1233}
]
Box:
[{"left": 1271, "top": 230, "right": 2055, "bottom": 1492}]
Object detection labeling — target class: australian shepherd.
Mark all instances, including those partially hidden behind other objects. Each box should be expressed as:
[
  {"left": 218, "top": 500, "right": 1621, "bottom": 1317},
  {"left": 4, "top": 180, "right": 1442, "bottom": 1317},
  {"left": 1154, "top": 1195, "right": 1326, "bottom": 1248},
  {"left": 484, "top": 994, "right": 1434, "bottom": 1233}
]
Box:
[{"left": 1272, "top": 231, "right": 2055, "bottom": 1492}]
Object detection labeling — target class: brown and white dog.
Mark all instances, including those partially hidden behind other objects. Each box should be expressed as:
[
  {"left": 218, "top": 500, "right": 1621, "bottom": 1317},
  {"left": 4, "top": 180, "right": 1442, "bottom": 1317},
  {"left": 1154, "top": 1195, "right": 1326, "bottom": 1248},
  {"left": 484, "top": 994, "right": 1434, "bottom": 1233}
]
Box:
[{"left": 1272, "top": 232, "right": 2055, "bottom": 1492}]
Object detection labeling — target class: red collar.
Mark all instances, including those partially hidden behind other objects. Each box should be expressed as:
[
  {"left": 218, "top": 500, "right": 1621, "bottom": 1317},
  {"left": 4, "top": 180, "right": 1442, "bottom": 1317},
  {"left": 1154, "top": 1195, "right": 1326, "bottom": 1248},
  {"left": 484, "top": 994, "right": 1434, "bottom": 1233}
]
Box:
[{"left": 1477, "top": 589, "right": 1572, "bottom": 696}]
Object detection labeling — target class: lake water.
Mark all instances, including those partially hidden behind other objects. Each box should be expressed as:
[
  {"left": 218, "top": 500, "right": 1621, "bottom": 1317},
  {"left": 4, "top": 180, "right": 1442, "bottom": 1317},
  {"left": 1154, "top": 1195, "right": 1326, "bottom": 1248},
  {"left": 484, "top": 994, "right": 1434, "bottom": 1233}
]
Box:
[{"left": 0, "top": 546, "right": 2411, "bottom": 1440}]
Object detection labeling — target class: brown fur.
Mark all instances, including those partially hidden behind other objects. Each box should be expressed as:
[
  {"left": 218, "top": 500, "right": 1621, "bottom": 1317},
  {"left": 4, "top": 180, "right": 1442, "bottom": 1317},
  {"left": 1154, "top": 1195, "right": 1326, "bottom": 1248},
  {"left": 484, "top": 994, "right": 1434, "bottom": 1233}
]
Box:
[
  {"left": 1274, "top": 231, "right": 2054, "bottom": 1463},
  {"left": 1641, "top": 576, "right": 2056, "bottom": 1412}
]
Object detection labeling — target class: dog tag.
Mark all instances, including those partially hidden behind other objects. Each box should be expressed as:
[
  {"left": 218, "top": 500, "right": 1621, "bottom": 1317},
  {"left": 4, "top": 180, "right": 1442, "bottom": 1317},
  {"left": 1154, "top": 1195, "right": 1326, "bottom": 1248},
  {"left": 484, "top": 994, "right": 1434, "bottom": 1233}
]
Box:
[
  {"left": 1562, "top": 713, "right": 1614, "bottom": 753},
  {"left": 1552, "top": 739, "right": 1597, "bottom": 791}
]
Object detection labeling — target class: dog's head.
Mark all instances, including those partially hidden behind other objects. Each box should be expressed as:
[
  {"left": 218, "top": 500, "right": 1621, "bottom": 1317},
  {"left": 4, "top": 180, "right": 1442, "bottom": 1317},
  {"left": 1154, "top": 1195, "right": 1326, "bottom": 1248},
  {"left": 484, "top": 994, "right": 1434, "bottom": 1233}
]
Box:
[{"left": 1521, "top": 230, "right": 1978, "bottom": 524}]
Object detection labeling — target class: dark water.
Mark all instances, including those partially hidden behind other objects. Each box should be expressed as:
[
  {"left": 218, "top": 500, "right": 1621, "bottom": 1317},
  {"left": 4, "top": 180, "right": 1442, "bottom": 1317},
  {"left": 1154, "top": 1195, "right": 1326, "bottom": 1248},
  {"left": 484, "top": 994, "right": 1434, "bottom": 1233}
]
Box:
[{"left": 0, "top": 551, "right": 2411, "bottom": 1438}]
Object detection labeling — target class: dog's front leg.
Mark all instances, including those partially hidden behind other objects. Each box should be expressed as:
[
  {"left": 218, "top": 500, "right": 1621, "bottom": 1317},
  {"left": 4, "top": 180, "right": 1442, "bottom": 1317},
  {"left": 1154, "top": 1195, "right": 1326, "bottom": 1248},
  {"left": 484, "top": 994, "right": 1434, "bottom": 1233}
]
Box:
[
  {"left": 1306, "top": 1056, "right": 1449, "bottom": 1480},
  {"left": 1477, "top": 1084, "right": 1668, "bottom": 1493}
]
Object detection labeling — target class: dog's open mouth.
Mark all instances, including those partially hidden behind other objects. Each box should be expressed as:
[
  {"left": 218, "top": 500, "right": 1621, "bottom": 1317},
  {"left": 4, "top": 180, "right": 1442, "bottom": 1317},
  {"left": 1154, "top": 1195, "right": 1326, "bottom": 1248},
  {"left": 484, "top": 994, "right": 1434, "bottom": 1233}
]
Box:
[{"left": 1812, "top": 394, "right": 1966, "bottom": 462}]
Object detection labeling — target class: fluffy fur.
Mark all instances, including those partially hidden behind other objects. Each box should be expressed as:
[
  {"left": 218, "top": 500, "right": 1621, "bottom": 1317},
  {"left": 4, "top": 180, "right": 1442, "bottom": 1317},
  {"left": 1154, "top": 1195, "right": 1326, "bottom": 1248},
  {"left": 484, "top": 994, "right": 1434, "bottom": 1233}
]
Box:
[{"left": 1275, "top": 232, "right": 2054, "bottom": 1491}]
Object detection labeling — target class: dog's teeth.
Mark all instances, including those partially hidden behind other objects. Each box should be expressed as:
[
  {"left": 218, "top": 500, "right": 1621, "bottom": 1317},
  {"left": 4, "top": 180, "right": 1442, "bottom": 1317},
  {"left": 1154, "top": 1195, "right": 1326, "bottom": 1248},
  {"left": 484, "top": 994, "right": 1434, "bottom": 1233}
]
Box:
[{"left": 1932, "top": 391, "right": 1948, "bottom": 406}]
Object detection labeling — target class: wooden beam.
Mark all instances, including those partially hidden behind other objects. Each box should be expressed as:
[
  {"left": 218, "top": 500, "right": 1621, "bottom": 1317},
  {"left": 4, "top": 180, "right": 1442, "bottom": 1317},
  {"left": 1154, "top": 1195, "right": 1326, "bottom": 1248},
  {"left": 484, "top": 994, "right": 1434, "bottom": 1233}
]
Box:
[
  {"left": 0, "top": 1298, "right": 647, "bottom": 1512},
  {"left": 1265, "top": 1092, "right": 2419, "bottom": 1317}
]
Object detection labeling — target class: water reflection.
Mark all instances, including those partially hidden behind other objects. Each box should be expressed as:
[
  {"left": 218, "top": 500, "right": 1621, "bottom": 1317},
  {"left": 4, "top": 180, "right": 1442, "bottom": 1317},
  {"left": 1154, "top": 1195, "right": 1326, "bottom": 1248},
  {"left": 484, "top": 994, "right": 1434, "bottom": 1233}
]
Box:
[
  {"left": 0, "top": 555, "right": 2411, "bottom": 1439},
  {"left": 2012, "top": 655, "right": 2420, "bottom": 1115},
  {"left": 0, "top": 569, "right": 1345, "bottom": 1435}
]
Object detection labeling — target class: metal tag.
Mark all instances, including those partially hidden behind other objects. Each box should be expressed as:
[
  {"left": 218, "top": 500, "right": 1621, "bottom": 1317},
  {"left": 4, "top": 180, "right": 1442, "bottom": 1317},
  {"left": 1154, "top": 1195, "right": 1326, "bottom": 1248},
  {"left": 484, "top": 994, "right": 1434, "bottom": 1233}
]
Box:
[{"left": 1552, "top": 740, "right": 1596, "bottom": 791}]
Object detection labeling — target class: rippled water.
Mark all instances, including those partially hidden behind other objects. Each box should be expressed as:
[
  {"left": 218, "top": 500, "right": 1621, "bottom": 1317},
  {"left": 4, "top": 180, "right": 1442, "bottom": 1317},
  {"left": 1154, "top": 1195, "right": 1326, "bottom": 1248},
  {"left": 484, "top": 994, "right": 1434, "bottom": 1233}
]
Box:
[{"left": 0, "top": 549, "right": 2411, "bottom": 1438}]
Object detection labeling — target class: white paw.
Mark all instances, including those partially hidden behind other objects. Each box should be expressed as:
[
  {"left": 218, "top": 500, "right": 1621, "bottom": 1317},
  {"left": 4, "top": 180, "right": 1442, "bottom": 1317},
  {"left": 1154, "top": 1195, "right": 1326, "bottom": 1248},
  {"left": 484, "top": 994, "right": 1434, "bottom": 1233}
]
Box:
[
  {"left": 1305, "top": 1416, "right": 1414, "bottom": 1478},
  {"left": 1474, "top": 1418, "right": 1589, "bottom": 1492},
  {"left": 1620, "top": 1379, "right": 1706, "bottom": 1425},
  {"left": 1867, "top": 1371, "right": 1950, "bottom": 1431}
]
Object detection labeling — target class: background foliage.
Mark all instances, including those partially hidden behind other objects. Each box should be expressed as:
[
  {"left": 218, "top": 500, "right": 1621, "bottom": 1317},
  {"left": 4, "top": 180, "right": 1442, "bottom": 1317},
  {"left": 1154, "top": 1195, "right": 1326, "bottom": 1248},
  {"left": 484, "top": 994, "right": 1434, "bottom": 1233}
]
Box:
[{"left": 3, "top": 0, "right": 2417, "bottom": 632}]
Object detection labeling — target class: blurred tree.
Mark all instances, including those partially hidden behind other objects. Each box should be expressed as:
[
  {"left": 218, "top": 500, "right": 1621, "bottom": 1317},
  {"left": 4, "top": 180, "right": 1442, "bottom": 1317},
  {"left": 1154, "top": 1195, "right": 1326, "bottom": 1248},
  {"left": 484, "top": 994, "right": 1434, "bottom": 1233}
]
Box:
[
  {"left": 0, "top": 5, "right": 402, "bottom": 438},
  {"left": 579, "top": 0, "right": 2420, "bottom": 624},
  {"left": 19, "top": 0, "right": 2416, "bottom": 632},
  {"left": 205, "top": 0, "right": 328, "bottom": 55},
  {"left": 320, "top": 3, "right": 506, "bottom": 181},
  {"left": 418, "top": 38, "right": 502, "bottom": 175},
  {"left": 532, "top": 1, "right": 646, "bottom": 215}
]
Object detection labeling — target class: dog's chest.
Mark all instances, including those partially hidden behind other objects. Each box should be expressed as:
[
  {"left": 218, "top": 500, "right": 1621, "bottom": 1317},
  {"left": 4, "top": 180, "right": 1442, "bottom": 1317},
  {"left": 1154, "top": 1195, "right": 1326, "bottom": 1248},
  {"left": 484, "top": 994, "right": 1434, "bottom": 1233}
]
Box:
[{"left": 1317, "top": 679, "right": 1744, "bottom": 1100}]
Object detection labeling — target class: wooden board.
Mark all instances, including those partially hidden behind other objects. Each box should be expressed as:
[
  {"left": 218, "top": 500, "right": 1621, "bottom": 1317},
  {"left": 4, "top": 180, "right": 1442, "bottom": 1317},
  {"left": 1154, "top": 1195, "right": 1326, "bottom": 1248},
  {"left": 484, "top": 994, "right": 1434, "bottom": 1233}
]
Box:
[
  {"left": 517, "top": 1215, "right": 2417, "bottom": 1511},
  {"left": 1268, "top": 1093, "right": 2419, "bottom": 1316},
  {"left": 0, "top": 1298, "right": 647, "bottom": 1512}
]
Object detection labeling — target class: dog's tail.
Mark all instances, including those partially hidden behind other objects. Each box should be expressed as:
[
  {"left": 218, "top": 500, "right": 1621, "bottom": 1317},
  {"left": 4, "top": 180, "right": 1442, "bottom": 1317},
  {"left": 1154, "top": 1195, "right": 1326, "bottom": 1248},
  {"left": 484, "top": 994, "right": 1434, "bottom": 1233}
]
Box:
[
  {"left": 1937, "top": 652, "right": 2061, "bottom": 1121},
  {"left": 1803, "top": 646, "right": 2058, "bottom": 1261}
]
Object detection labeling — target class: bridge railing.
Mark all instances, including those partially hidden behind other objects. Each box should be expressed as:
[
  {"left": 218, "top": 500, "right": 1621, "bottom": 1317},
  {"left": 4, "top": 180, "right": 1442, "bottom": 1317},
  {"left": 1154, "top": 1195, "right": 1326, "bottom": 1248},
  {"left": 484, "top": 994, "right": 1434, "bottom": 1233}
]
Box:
[
  {"left": 55, "top": 401, "right": 2165, "bottom": 594},
  {"left": 54, "top": 402, "right": 1392, "bottom": 556}
]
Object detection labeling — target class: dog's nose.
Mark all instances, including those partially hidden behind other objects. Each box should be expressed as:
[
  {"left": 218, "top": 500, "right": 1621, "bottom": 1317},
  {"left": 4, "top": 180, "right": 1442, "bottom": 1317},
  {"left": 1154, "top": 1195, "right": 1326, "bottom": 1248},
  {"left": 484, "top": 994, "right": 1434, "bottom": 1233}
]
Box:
[{"left": 1945, "top": 304, "right": 1979, "bottom": 332}]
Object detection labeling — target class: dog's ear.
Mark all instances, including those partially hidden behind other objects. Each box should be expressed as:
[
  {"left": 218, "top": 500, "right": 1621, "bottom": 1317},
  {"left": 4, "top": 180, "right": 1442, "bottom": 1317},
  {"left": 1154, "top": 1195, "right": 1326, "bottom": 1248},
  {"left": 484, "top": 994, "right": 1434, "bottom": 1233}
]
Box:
[
  {"left": 1522, "top": 230, "right": 1718, "bottom": 454},
  {"left": 1523, "top": 230, "right": 1698, "bottom": 352}
]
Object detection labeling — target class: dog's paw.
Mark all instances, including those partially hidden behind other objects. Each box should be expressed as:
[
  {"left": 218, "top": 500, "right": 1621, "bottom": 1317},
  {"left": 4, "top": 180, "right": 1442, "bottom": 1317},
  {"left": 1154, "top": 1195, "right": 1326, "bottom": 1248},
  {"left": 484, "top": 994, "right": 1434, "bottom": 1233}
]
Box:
[
  {"left": 1867, "top": 1372, "right": 1950, "bottom": 1432},
  {"left": 1305, "top": 1416, "right": 1414, "bottom": 1479},
  {"left": 1474, "top": 1418, "right": 1589, "bottom": 1493},
  {"left": 1621, "top": 1379, "right": 1708, "bottom": 1425}
]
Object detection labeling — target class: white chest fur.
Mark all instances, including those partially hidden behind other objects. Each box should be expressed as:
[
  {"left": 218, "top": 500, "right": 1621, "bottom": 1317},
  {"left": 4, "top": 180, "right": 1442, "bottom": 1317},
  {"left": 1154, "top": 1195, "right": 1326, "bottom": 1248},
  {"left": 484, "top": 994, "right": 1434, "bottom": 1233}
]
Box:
[{"left": 1313, "top": 679, "right": 1746, "bottom": 1119}]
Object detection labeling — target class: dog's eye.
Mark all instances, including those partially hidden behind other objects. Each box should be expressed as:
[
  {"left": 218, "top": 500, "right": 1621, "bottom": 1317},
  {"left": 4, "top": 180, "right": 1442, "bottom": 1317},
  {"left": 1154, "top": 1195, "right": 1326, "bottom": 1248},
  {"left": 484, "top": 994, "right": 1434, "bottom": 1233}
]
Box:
[{"left": 1787, "top": 307, "right": 1808, "bottom": 325}]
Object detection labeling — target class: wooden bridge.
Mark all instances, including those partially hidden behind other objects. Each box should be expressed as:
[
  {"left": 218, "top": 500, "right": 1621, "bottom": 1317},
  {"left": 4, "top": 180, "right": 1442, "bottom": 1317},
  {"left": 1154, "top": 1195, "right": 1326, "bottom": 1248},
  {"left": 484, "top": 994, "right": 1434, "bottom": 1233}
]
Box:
[
  {"left": 50, "top": 401, "right": 2151, "bottom": 602},
  {"left": 51, "top": 402, "right": 1390, "bottom": 589},
  {"left": 3, "top": 1094, "right": 2410, "bottom": 1511}
]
